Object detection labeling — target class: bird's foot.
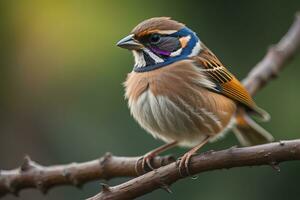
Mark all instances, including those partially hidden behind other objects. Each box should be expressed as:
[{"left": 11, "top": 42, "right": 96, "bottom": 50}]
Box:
[
  {"left": 178, "top": 152, "right": 195, "bottom": 177},
  {"left": 135, "top": 152, "right": 156, "bottom": 175}
]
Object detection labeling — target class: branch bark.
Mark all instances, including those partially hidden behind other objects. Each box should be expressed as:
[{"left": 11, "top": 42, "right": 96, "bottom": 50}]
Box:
[
  {"left": 243, "top": 12, "right": 300, "bottom": 95},
  {"left": 87, "top": 140, "right": 300, "bottom": 200},
  {"left": 0, "top": 154, "right": 174, "bottom": 197},
  {"left": 0, "top": 12, "right": 300, "bottom": 200}
]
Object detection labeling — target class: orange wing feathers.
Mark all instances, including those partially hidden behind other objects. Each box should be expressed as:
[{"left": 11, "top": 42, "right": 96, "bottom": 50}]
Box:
[
  {"left": 221, "top": 78, "right": 256, "bottom": 108},
  {"left": 193, "top": 45, "right": 269, "bottom": 121}
]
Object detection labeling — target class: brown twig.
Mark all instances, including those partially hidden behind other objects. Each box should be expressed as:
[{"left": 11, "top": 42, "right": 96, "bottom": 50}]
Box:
[
  {"left": 87, "top": 12, "right": 300, "bottom": 200},
  {"left": 87, "top": 140, "right": 300, "bottom": 200},
  {"left": 1, "top": 12, "right": 300, "bottom": 200},
  {"left": 243, "top": 12, "right": 300, "bottom": 95},
  {"left": 0, "top": 154, "right": 175, "bottom": 197}
]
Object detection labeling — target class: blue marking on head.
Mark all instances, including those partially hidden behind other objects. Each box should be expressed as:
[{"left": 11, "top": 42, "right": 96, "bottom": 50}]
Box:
[{"left": 134, "top": 27, "right": 200, "bottom": 72}]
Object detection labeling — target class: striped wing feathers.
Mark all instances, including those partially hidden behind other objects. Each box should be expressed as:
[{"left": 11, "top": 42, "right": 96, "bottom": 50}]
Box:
[{"left": 193, "top": 47, "right": 256, "bottom": 110}]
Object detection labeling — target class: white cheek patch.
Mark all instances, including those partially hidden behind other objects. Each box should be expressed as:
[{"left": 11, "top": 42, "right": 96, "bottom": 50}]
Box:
[
  {"left": 132, "top": 48, "right": 164, "bottom": 68},
  {"left": 143, "top": 48, "right": 164, "bottom": 63},
  {"left": 133, "top": 50, "right": 146, "bottom": 68}
]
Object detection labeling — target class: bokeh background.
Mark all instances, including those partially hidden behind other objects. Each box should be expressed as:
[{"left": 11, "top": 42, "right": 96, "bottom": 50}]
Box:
[{"left": 1, "top": 1, "right": 300, "bottom": 199}]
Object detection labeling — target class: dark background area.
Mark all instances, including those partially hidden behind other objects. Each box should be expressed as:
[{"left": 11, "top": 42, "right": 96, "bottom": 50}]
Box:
[{"left": 1, "top": 1, "right": 300, "bottom": 199}]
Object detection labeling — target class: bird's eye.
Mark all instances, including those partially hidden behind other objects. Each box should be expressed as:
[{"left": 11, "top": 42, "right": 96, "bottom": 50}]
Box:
[{"left": 149, "top": 34, "right": 161, "bottom": 44}]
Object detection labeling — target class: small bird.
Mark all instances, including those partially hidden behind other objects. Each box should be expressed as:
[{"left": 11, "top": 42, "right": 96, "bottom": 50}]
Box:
[{"left": 117, "top": 17, "right": 274, "bottom": 175}]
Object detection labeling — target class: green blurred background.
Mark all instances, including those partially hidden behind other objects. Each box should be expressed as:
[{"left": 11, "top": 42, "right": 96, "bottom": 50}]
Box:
[{"left": 1, "top": 0, "right": 300, "bottom": 199}]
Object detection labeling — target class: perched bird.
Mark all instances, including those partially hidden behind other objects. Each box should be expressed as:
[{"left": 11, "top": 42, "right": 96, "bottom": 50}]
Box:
[{"left": 117, "top": 17, "right": 274, "bottom": 175}]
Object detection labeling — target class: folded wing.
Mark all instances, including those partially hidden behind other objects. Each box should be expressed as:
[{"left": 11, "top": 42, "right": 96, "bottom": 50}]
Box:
[{"left": 192, "top": 45, "right": 270, "bottom": 121}]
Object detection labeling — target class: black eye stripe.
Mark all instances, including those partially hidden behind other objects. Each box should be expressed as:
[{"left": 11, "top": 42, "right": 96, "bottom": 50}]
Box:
[
  {"left": 138, "top": 34, "right": 164, "bottom": 44},
  {"left": 155, "top": 37, "right": 181, "bottom": 52},
  {"left": 138, "top": 34, "right": 182, "bottom": 54}
]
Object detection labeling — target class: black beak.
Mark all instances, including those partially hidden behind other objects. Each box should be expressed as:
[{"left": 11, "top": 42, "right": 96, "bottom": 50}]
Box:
[{"left": 116, "top": 34, "right": 143, "bottom": 50}]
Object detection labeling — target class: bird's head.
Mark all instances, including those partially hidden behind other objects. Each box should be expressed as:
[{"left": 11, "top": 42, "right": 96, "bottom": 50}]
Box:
[{"left": 117, "top": 17, "right": 201, "bottom": 72}]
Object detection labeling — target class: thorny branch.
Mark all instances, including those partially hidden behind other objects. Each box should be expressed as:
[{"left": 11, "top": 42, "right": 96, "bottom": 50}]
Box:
[
  {"left": 243, "top": 12, "right": 300, "bottom": 95},
  {"left": 0, "top": 12, "right": 300, "bottom": 200},
  {"left": 0, "top": 154, "right": 174, "bottom": 197},
  {"left": 87, "top": 140, "right": 300, "bottom": 200}
]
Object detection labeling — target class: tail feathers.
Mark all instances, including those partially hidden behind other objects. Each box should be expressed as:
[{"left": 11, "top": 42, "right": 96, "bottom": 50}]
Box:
[{"left": 233, "top": 111, "right": 274, "bottom": 146}]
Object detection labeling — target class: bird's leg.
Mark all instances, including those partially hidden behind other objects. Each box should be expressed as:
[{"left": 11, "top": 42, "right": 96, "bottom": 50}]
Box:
[
  {"left": 135, "top": 141, "right": 177, "bottom": 175},
  {"left": 178, "top": 136, "right": 210, "bottom": 177}
]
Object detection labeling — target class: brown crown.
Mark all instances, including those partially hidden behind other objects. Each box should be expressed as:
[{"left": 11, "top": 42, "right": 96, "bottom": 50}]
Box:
[{"left": 131, "top": 17, "right": 185, "bottom": 38}]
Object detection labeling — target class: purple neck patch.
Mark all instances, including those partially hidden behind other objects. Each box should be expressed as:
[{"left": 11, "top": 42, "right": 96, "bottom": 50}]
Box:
[{"left": 150, "top": 47, "right": 171, "bottom": 56}]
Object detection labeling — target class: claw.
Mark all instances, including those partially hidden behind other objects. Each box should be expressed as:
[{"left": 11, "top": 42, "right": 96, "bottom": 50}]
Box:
[
  {"left": 178, "top": 136, "right": 210, "bottom": 177},
  {"left": 135, "top": 156, "right": 144, "bottom": 175},
  {"left": 178, "top": 152, "right": 194, "bottom": 177},
  {"left": 135, "top": 141, "right": 178, "bottom": 176},
  {"left": 144, "top": 155, "right": 155, "bottom": 170},
  {"left": 135, "top": 153, "right": 156, "bottom": 175}
]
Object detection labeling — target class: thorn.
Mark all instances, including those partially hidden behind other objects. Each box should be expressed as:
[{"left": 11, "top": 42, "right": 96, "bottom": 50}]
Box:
[
  {"left": 160, "top": 183, "right": 172, "bottom": 194},
  {"left": 279, "top": 140, "right": 285, "bottom": 146},
  {"left": 20, "top": 155, "right": 34, "bottom": 172},
  {"left": 100, "top": 183, "right": 111, "bottom": 192},
  {"left": 270, "top": 162, "right": 281, "bottom": 172},
  {"left": 158, "top": 176, "right": 173, "bottom": 194}
]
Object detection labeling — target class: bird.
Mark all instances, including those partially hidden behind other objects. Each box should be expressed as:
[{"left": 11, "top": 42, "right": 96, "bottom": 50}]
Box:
[{"left": 117, "top": 17, "right": 274, "bottom": 176}]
